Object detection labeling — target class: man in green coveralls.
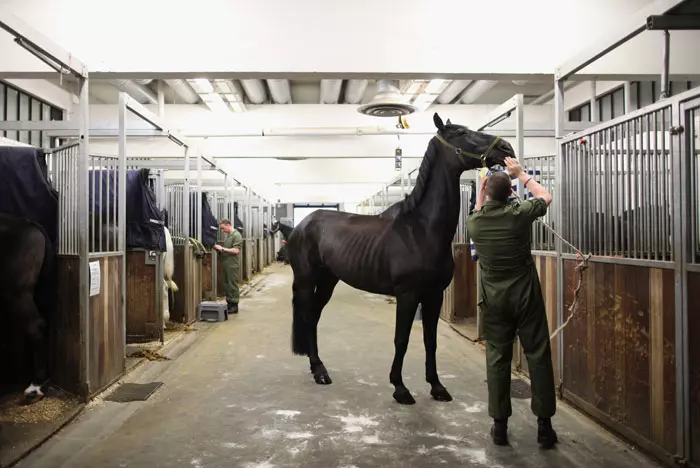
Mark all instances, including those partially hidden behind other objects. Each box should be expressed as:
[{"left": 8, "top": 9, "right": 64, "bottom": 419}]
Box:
[
  {"left": 466, "top": 157, "right": 558, "bottom": 449},
  {"left": 214, "top": 219, "right": 243, "bottom": 314}
]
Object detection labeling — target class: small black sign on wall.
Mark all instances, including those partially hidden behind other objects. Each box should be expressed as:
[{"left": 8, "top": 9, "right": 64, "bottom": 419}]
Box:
[{"left": 395, "top": 147, "right": 402, "bottom": 171}]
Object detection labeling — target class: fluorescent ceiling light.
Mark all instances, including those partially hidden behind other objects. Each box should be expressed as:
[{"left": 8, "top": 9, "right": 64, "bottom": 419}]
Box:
[
  {"left": 229, "top": 101, "right": 247, "bottom": 113},
  {"left": 424, "top": 79, "right": 446, "bottom": 94},
  {"left": 214, "top": 79, "right": 235, "bottom": 94},
  {"left": 200, "top": 93, "right": 224, "bottom": 103},
  {"left": 404, "top": 81, "right": 422, "bottom": 96},
  {"left": 189, "top": 78, "right": 214, "bottom": 94}
]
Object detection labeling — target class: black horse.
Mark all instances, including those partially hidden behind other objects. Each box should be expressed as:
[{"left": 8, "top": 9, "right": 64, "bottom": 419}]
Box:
[
  {"left": 0, "top": 213, "right": 55, "bottom": 401},
  {"left": 287, "top": 113, "right": 512, "bottom": 405}
]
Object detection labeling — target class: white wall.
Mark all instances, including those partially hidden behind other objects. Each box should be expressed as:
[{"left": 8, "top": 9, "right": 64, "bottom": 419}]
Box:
[
  {"left": 5, "top": 0, "right": 699, "bottom": 77},
  {"left": 84, "top": 103, "right": 556, "bottom": 202},
  {"left": 542, "top": 81, "right": 626, "bottom": 111}
]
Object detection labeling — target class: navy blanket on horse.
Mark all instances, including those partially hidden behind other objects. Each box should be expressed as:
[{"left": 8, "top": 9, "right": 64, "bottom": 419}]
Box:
[
  {"left": 190, "top": 192, "right": 219, "bottom": 248},
  {"left": 0, "top": 146, "right": 58, "bottom": 251},
  {"left": 88, "top": 168, "right": 166, "bottom": 251}
]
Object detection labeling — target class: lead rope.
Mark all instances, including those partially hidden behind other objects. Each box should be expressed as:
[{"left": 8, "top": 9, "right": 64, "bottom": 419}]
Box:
[{"left": 507, "top": 188, "right": 591, "bottom": 341}]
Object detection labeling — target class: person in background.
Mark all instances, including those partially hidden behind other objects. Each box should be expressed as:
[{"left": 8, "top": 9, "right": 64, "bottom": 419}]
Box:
[
  {"left": 466, "top": 157, "right": 557, "bottom": 449},
  {"left": 214, "top": 219, "right": 243, "bottom": 314}
]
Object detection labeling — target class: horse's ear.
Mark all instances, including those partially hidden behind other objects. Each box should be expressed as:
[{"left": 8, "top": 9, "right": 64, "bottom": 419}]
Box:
[
  {"left": 446, "top": 118, "right": 452, "bottom": 125},
  {"left": 433, "top": 113, "right": 445, "bottom": 131}
]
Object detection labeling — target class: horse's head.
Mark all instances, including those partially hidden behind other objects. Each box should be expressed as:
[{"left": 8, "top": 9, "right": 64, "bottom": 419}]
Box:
[
  {"left": 432, "top": 113, "right": 513, "bottom": 171},
  {"left": 270, "top": 220, "right": 281, "bottom": 233}
]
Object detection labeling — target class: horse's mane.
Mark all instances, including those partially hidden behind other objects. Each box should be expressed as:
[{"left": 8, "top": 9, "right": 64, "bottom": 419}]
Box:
[{"left": 399, "top": 140, "right": 437, "bottom": 214}]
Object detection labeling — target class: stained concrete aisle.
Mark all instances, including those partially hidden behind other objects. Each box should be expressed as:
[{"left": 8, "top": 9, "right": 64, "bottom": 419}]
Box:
[{"left": 19, "top": 264, "right": 659, "bottom": 468}]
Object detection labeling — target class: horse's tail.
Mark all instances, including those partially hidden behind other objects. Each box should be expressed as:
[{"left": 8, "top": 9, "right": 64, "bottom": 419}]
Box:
[
  {"left": 163, "top": 226, "right": 178, "bottom": 292},
  {"left": 291, "top": 285, "right": 309, "bottom": 356}
]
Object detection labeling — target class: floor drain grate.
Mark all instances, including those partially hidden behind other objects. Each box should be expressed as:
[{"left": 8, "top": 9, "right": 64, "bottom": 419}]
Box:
[
  {"left": 510, "top": 379, "right": 532, "bottom": 399},
  {"left": 105, "top": 382, "right": 163, "bottom": 403}
]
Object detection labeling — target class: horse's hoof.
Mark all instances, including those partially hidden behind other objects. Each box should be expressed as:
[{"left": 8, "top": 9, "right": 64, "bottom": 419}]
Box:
[
  {"left": 23, "top": 384, "right": 45, "bottom": 404},
  {"left": 431, "top": 387, "right": 453, "bottom": 402},
  {"left": 314, "top": 373, "right": 332, "bottom": 385},
  {"left": 393, "top": 388, "right": 416, "bottom": 405}
]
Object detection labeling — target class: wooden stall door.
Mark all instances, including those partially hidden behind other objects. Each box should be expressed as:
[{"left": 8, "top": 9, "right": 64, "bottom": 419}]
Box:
[
  {"left": 561, "top": 260, "right": 676, "bottom": 461},
  {"left": 171, "top": 245, "right": 187, "bottom": 323},
  {"left": 87, "top": 255, "right": 125, "bottom": 398},
  {"left": 257, "top": 239, "right": 264, "bottom": 272},
  {"left": 125, "top": 250, "right": 161, "bottom": 343},
  {"left": 202, "top": 252, "right": 214, "bottom": 301},
  {"left": 50, "top": 256, "right": 81, "bottom": 394},
  {"left": 440, "top": 244, "right": 477, "bottom": 325},
  {"left": 216, "top": 251, "right": 225, "bottom": 298},
  {"left": 185, "top": 248, "right": 202, "bottom": 324}
]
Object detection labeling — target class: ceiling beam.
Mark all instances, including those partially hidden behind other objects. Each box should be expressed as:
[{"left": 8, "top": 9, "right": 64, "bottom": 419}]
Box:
[{"left": 555, "top": 0, "right": 686, "bottom": 80}]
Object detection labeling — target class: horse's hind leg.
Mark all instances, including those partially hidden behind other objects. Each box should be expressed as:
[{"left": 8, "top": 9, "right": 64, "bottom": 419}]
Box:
[
  {"left": 421, "top": 289, "right": 453, "bottom": 402},
  {"left": 390, "top": 292, "right": 420, "bottom": 405},
  {"left": 307, "top": 271, "right": 339, "bottom": 385},
  {"left": 9, "top": 291, "right": 48, "bottom": 400}
]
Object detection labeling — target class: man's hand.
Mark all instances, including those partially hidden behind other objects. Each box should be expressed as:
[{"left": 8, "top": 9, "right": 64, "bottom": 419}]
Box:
[
  {"left": 505, "top": 157, "right": 523, "bottom": 177},
  {"left": 214, "top": 244, "right": 223, "bottom": 252},
  {"left": 232, "top": 248, "right": 240, "bottom": 255}
]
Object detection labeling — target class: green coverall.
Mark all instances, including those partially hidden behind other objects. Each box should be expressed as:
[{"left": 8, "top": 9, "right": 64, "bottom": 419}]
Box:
[
  {"left": 221, "top": 229, "right": 243, "bottom": 307},
  {"left": 466, "top": 197, "right": 556, "bottom": 421}
]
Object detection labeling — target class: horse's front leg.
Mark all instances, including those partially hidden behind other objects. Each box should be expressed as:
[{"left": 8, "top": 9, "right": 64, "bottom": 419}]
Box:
[
  {"left": 389, "top": 293, "right": 420, "bottom": 405},
  {"left": 421, "top": 289, "right": 453, "bottom": 402}
]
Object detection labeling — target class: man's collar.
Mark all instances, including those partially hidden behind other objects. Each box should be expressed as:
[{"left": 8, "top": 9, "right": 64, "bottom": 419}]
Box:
[{"left": 484, "top": 199, "right": 507, "bottom": 207}]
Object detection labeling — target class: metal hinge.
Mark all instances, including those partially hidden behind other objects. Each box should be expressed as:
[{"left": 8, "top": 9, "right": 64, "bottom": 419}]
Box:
[{"left": 670, "top": 125, "right": 684, "bottom": 135}]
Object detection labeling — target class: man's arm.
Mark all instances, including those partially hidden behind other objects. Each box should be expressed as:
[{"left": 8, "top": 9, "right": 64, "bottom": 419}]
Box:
[
  {"left": 506, "top": 157, "right": 552, "bottom": 207},
  {"left": 474, "top": 176, "right": 488, "bottom": 211}
]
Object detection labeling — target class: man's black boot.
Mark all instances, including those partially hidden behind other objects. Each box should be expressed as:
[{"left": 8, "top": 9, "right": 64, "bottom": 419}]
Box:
[
  {"left": 537, "top": 418, "right": 558, "bottom": 449},
  {"left": 229, "top": 303, "right": 239, "bottom": 314},
  {"left": 490, "top": 419, "right": 508, "bottom": 446}
]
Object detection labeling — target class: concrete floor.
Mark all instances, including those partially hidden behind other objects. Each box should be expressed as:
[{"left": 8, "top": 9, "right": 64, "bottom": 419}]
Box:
[{"left": 18, "top": 264, "right": 660, "bottom": 468}]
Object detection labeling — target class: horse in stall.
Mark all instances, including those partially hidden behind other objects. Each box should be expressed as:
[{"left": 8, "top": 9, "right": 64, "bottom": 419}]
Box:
[
  {"left": 287, "top": 113, "right": 512, "bottom": 404},
  {"left": 270, "top": 220, "right": 294, "bottom": 263},
  {"left": 0, "top": 214, "right": 55, "bottom": 401}
]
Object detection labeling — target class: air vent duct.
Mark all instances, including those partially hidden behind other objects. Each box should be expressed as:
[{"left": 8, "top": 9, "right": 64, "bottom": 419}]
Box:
[{"left": 357, "top": 80, "right": 416, "bottom": 117}]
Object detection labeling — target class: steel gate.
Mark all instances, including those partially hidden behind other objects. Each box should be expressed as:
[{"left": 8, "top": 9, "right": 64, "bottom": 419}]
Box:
[{"left": 556, "top": 87, "right": 700, "bottom": 466}]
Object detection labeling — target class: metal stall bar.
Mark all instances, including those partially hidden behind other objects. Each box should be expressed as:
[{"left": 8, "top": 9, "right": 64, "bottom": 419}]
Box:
[
  {"left": 118, "top": 93, "right": 127, "bottom": 358},
  {"left": 554, "top": 78, "right": 565, "bottom": 395}
]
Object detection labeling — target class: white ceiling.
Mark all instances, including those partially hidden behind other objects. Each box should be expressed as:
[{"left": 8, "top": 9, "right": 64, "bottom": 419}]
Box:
[{"left": 83, "top": 78, "right": 553, "bottom": 108}]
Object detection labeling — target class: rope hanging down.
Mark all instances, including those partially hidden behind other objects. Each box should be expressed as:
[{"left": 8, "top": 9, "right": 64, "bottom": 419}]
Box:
[{"left": 507, "top": 189, "right": 591, "bottom": 341}]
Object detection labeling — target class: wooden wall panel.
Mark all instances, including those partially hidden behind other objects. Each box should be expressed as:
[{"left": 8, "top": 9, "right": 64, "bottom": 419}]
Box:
[
  {"left": 561, "top": 259, "right": 676, "bottom": 461},
  {"left": 256, "top": 239, "right": 264, "bottom": 273},
  {"left": 50, "top": 256, "right": 81, "bottom": 394},
  {"left": 87, "top": 255, "right": 125, "bottom": 397},
  {"left": 185, "top": 249, "right": 201, "bottom": 324},
  {"left": 171, "top": 245, "right": 200, "bottom": 324},
  {"left": 171, "top": 245, "right": 186, "bottom": 323},
  {"left": 201, "top": 252, "right": 213, "bottom": 300},
  {"left": 125, "top": 251, "right": 160, "bottom": 343},
  {"left": 216, "top": 251, "right": 225, "bottom": 296},
  {"left": 688, "top": 271, "right": 700, "bottom": 466},
  {"left": 440, "top": 244, "right": 477, "bottom": 323}
]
